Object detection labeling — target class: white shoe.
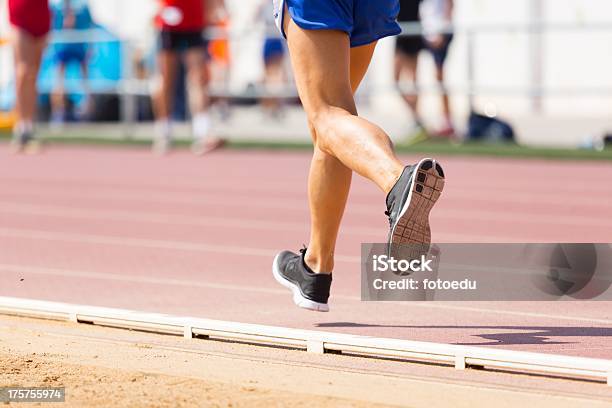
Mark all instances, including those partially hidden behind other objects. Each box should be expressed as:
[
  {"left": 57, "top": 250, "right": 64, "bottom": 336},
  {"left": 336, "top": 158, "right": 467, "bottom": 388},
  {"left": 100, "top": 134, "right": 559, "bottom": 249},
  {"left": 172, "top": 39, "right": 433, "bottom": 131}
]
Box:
[{"left": 152, "top": 135, "right": 171, "bottom": 155}]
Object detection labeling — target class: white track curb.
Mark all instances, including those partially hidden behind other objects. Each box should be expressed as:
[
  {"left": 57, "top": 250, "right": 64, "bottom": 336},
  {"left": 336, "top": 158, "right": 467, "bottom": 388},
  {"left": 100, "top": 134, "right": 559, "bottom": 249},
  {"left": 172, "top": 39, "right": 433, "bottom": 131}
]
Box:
[{"left": 0, "top": 296, "right": 610, "bottom": 385}]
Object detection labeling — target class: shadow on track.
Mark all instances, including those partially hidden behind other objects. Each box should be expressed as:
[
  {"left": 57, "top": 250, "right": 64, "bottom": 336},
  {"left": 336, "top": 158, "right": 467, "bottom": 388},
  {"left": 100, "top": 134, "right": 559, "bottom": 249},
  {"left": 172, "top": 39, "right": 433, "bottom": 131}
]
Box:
[{"left": 315, "top": 322, "right": 612, "bottom": 346}]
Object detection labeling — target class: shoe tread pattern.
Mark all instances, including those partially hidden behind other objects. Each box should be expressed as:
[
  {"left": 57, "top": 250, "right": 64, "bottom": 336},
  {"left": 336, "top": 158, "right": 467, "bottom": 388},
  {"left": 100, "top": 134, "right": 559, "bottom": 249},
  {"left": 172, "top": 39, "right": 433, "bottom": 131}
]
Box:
[{"left": 392, "top": 160, "right": 445, "bottom": 246}]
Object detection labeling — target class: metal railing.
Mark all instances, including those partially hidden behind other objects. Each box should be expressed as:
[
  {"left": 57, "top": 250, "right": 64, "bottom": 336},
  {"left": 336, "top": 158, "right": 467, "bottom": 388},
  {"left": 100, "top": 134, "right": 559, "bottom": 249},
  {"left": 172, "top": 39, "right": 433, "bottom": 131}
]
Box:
[{"left": 1, "top": 20, "right": 612, "bottom": 123}]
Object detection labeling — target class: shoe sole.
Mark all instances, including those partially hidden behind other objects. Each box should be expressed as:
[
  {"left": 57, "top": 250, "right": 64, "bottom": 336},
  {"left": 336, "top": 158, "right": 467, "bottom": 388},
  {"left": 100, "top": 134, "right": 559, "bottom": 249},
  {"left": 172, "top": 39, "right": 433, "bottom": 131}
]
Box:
[
  {"left": 272, "top": 253, "right": 330, "bottom": 312},
  {"left": 390, "top": 158, "right": 445, "bottom": 249},
  {"left": 191, "top": 138, "right": 226, "bottom": 156}
]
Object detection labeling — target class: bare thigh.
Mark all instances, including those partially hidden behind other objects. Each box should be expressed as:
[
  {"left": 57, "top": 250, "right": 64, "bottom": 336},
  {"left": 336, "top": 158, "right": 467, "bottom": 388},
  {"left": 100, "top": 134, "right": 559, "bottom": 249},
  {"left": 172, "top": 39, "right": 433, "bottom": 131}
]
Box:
[
  {"left": 283, "top": 10, "right": 403, "bottom": 194},
  {"left": 158, "top": 50, "right": 179, "bottom": 88},
  {"left": 12, "top": 29, "right": 46, "bottom": 67},
  {"left": 350, "top": 43, "right": 376, "bottom": 93},
  {"left": 395, "top": 52, "right": 418, "bottom": 82},
  {"left": 184, "top": 48, "right": 209, "bottom": 86},
  {"left": 155, "top": 50, "right": 179, "bottom": 117}
]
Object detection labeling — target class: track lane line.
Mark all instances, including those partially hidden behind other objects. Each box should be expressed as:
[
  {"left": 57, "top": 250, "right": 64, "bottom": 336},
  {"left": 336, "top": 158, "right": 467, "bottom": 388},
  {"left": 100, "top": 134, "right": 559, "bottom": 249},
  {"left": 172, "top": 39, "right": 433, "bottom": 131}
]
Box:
[
  {"left": 1, "top": 180, "right": 610, "bottom": 209},
  {"left": 0, "top": 203, "right": 383, "bottom": 236},
  {"left": 0, "top": 197, "right": 610, "bottom": 229},
  {"left": 2, "top": 263, "right": 611, "bottom": 325},
  {"left": 0, "top": 227, "right": 361, "bottom": 262},
  {"left": 0, "top": 224, "right": 580, "bottom": 248},
  {"left": 1, "top": 172, "right": 611, "bottom": 196}
]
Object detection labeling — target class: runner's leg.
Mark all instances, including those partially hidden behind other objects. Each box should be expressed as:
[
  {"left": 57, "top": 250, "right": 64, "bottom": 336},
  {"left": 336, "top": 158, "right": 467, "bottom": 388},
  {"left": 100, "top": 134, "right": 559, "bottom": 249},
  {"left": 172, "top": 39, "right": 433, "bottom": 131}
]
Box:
[
  {"left": 286, "top": 23, "right": 404, "bottom": 194},
  {"left": 185, "top": 47, "right": 224, "bottom": 154},
  {"left": 154, "top": 49, "right": 178, "bottom": 122},
  {"left": 152, "top": 48, "right": 178, "bottom": 152},
  {"left": 394, "top": 52, "right": 420, "bottom": 123},
  {"left": 306, "top": 42, "right": 387, "bottom": 273},
  {"left": 436, "top": 65, "right": 452, "bottom": 127},
  {"left": 13, "top": 29, "right": 45, "bottom": 128},
  {"left": 51, "top": 63, "right": 67, "bottom": 122},
  {"left": 284, "top": 19, "right": 404, "bottom": 273},
  {"left": 184, "top": 48, "right": 210, "bottom": 119}
]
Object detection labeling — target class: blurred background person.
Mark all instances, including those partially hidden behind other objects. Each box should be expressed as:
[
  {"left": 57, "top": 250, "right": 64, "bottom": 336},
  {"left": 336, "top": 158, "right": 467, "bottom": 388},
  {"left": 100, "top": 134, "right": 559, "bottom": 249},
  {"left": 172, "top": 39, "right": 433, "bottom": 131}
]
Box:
[
  {"left": 153, "top": 0, "right": 226, "bottom": 155},
  {"left": 207, "top": 15, "right": 231, "bottom": 121},
  {"left": 8, "top": 0, "right": 50, "bottom": 153},
  {"left": 257, "top": 0, "right": 286, "bottom": 119},
  {"left": 132, "top": 49, "right": 155, "bottom": 122},
  {"left": 395, "top": 0, "right": 426, "bottom": 142},
  {"left": 50, "top": 0, "right": 94, "bottom": 126},
  {"left": 421, "top": 0, "right": 454, "bottom": 138}
]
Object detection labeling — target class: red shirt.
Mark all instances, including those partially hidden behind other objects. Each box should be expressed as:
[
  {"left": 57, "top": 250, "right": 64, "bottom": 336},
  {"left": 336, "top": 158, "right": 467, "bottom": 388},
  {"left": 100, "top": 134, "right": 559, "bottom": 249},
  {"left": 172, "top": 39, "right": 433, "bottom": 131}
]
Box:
[
  {"left": 156, "top": 0, "right": 206, "bottom": 31},
  {"left": 8, "top": 0, "right": 51, "bottom": 37}
]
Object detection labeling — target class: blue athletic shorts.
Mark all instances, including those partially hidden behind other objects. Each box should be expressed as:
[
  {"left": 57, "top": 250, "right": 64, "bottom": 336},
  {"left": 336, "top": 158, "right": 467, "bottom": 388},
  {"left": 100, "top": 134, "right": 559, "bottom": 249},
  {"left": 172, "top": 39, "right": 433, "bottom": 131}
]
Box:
[
  {"left": 55, "top": 44, "right": 87, "bottom": 64},
  {"left": 273, "top": 0, "right": 401, "bottom": 48},
  {"left": 263, "top": 38, "right": 285, "bottom": 63}
]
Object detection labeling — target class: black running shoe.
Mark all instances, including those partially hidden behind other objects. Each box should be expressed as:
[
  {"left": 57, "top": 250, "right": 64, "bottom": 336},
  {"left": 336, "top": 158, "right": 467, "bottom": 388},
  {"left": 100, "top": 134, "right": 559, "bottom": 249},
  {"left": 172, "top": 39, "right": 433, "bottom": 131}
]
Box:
[
  {"left": 10, "top": 129, "right": 32, "bottom": 153},
  {"left": 385, "top": 158, "right": 445, "bottom": 251},
  {"left": 272, "top": 248, "right": 332, "bottom": 312}
]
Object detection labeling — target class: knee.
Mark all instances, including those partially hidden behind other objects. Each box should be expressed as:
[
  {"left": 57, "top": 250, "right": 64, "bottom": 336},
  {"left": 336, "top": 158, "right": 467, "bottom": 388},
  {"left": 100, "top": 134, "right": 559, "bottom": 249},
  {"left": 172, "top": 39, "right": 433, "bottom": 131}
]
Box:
[
  {"left": 308, "top": 109, "right": 335, "bottom": 152},
  {"left": 307, "top": 121, "right": 318, "bottom": 144},
  {"left": 308, "top": 104, "right": 356, "bottom": 150},
  {"left": 15, "top": 63, "right": 32, "bottom": 79},
  {"left": 188, "top": 70, "right": 207, "bottom": 88},
  {"left": 311, "top": 143, "right": 337, "bottom": 165},
  {"left": 186, "top": 58, "right": 208, "bottom": 83}
]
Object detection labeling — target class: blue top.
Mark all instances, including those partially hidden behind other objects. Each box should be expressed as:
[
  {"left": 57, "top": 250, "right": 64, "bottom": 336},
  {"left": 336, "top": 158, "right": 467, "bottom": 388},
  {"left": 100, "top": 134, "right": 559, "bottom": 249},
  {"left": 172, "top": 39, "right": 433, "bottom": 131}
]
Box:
[{"left": 51, "top": 0, "right": 93, "bottom": 31}]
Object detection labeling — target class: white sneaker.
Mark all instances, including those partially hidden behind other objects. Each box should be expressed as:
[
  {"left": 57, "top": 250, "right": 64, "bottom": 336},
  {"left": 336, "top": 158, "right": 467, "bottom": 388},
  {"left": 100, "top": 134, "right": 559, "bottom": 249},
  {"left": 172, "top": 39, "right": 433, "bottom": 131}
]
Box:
[{"left": 152, "top": 135, "right": 171, "bottom": 155}]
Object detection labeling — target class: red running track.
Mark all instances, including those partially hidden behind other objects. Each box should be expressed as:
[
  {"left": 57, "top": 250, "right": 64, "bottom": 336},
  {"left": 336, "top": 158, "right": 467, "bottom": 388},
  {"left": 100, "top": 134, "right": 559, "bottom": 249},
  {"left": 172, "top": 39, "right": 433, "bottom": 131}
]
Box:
[{"left": 1, "top": 145, "right": 611, "bottom": 359}]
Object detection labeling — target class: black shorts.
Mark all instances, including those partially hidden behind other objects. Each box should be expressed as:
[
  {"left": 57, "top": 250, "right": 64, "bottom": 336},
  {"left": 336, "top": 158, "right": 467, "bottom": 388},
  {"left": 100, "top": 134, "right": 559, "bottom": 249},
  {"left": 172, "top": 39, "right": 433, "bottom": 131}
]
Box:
[
  {"left": 395, "top": 35, "right": 424, "bottom": 57},
  {"left": 425, "top": 34, "right": 453, "bottom": 68},
  {"left": 159, "top": 30, "right": 206, "bottom": 52}
]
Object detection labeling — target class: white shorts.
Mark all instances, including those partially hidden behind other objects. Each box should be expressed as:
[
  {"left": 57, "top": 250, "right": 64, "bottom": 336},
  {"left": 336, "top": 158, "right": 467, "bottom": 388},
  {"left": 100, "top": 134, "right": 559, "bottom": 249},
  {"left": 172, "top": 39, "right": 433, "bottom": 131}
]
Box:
[{"left": 272, "top": 0, "right": 285, "bottom": 36}]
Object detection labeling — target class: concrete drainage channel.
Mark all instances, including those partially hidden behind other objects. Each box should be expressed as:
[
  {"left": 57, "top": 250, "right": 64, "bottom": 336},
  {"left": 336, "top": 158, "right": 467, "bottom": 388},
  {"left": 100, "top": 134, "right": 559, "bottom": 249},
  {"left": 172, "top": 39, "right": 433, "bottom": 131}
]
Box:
[{"left": 0, "top": 296, "right": 610, "bottom": 386}]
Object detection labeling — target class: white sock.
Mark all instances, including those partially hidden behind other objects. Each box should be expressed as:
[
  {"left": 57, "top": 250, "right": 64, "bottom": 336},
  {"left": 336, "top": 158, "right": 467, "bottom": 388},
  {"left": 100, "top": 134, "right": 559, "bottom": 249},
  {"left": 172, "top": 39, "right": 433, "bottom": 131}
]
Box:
[
  {"left": 15, "top": 120, "right": 33, "bottom": 134},
  {"left": 192, "top": 112, "right": 211, "bottom": 141},
  {"left": 155, "top": 119, "right": 172, "bottom": 140}
]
